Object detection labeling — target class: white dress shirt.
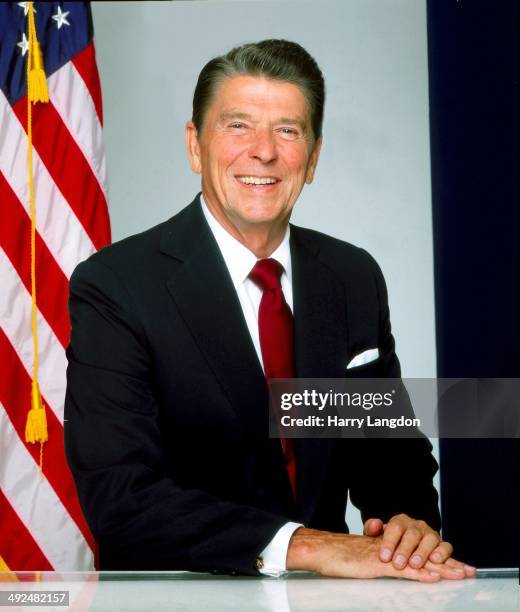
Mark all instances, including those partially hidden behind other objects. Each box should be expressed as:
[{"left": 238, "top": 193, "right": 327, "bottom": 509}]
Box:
[{"left": 200, "top": 196, "right": 302, "bottom": 577}]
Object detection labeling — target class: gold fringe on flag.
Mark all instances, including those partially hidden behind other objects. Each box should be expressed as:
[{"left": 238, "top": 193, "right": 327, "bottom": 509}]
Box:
[{"left": 24, "top": 1, "right": 49, "bottom": 473}]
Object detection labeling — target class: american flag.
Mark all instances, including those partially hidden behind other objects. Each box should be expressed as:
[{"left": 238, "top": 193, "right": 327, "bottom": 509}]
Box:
[{"left": 0, "top": 2, "right": 110, "bottom": 571}]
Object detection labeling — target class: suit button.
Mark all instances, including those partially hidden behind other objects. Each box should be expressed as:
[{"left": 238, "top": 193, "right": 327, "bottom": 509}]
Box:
[{"left": 255, "top": 557, "right": 264, "bottom": 571}]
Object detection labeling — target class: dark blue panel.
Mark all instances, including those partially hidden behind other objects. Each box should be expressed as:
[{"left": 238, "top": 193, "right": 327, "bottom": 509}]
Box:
[{"left": 427, "top": 0, "right": 518, "bottom": 567}]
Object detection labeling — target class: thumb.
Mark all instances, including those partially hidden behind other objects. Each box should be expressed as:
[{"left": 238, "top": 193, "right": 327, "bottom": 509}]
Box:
[{"left": 364, "top": 518, "right": 384, "bottom": 536}]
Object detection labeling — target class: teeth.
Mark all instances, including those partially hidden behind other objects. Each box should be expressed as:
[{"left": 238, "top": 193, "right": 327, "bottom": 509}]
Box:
[{"left": 237, "top": 176, "right": 277, "bottom": 185}]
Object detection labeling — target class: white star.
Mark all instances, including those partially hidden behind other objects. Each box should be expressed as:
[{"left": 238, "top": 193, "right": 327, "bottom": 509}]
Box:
[
  {"left": 52, "top": 6, "right": 70, "bottom": 29},
  {"left": 17, "top": 32, "right": 29, "bottom": 56},
  {"left": 18, "top": 2, "right": 36, "bottom": 16}
]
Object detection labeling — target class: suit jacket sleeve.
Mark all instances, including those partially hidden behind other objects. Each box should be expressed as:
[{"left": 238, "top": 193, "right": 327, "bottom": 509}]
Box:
[
  {"left": 346, "top": 251, "right": 442, "bottom": 531},
  {"left": 64, "top": 256, "right": 289, "bottom": 573}
]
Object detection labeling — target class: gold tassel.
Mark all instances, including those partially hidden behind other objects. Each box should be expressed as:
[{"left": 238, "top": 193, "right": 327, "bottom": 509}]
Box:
[
  {"left": 27, "top": 3, "right": 48, "bottom": 103},
  {"left": 28, "top": 45, "right": 48, "bottom": 103},
  {"left": 24, "top": 2, "right": 49, "bottom": 471},
  {"left": 25, "top": 381, "right": 48, "bottom": 445}
]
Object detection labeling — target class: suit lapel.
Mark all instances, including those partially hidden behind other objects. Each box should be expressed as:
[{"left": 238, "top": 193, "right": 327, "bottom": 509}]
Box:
[
  {"left": 290, "top": 227, "right": 348, "bottom": 523},
  {"left": 291, "top": 227, "right": 347, "bottom": 378},
  {"left": 159, "top": 197, "right": 270, "bottom": 440}
]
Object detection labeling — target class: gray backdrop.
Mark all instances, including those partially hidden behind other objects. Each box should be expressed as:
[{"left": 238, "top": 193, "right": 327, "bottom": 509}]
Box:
[{"left": 92, "top": 0, "right": 438, "bottom": 534}]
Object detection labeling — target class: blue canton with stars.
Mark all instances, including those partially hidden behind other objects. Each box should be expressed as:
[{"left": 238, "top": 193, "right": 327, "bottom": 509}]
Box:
[{"left": 0, "top": 2, "right": 93, "bottom": 105}]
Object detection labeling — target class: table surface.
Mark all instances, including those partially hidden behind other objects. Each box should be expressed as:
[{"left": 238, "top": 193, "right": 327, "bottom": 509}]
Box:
[{"left": 0, "top": 571, "right": 518, "bottom": 612}]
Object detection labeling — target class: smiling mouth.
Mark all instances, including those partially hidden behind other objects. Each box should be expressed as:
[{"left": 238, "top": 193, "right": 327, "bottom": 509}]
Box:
[{"left": 235, "top": 175, "right": 281, "bottom": 186}]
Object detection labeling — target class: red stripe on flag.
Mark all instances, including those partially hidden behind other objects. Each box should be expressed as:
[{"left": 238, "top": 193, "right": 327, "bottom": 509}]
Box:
[
  {"left": 11, "top": 98, "right": 111, "bottom": 252},
  {"left": 0, "top": 330, "right": 95, "bottom": 553},
  {"left": 72, "top": 43, "right": 104, "bottom": 125},
  {"left": 0, "top": 489, "right": 53, "bottom": 571},
  {"left": 0, "top": 172, "right": 70, "bottom": 348}
]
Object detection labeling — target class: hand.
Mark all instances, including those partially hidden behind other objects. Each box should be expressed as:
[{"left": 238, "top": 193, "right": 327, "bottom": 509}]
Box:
[
  {"left": 363, "top": 514, "right": 476, "bottom": 577},
  {"left": 286, "top": 527, "right": 473, "bottom": 582}
]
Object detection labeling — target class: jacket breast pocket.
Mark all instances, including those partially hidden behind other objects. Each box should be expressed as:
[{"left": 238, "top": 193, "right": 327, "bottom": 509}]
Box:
[{"left": 343, "top": 357, "right": 384, "bottom": 379}]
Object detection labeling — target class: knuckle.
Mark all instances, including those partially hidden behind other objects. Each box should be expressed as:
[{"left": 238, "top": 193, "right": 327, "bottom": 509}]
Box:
[
  {"left": 442, "top": 541, "right": 454, "bottom": 554},
  {"left": 384, "top": 524, "right": 401, "bottom": 539},
  {"left": 384, "top": 534, "right": 399, "bottom": 547},
  {"left": 418, "top": 537, "right": 435, "bottom": 551},
  {"left": 388, "top": 524, "right": 403, "bottom": 535},
  {"left": 407, "top": 526, "right": 422, "bottom": 539}
]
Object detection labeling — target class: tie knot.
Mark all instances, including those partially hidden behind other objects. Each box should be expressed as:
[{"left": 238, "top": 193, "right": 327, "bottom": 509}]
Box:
[{"left": 249, "top": 258, "right": 284, "bottom": 291}]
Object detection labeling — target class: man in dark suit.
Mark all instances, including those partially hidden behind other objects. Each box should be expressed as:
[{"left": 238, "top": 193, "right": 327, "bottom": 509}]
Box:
[{"left": 65, "top": 39, "right": 475, "bottom": 581}]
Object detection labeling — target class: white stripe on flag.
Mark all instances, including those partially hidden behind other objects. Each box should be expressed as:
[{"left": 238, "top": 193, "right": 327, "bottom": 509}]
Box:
[
  {"left": 0, "top": 90, "right": 96, "bottom": 280},
  {"left": 47, "top": 62, "right": 108, "bottom": 199},
  {"left": 0, "top": 404, "right": 93, "bottom": 571},
  {"left": 0, "top": 247, "right": 67, "bottom": 424}
]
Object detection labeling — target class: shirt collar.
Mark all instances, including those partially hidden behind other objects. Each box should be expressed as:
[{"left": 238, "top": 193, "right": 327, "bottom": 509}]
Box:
[{"left": 200, "top": 194, "right": 292, "bottom": 288}]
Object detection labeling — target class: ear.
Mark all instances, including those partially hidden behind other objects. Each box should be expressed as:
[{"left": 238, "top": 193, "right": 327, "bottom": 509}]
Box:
[
  {"left": 185, "top": 121, "right": 202, "bottom": 174},
  {"left": 305, "top": 136, "right": 322, "bottom": 184}
]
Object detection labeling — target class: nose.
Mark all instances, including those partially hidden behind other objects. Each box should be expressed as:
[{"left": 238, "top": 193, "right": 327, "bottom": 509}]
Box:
[{"left": 248, "top": 128, "right": 277, "bottom": 163}]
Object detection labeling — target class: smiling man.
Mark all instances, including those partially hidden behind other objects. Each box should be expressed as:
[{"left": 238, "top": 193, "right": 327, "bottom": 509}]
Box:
[
  {"left": 65, "top": 40, "right": 475, "bottom": 581},
  {"left": 185, "top": 74, "right": 320, "bottom": 258}
]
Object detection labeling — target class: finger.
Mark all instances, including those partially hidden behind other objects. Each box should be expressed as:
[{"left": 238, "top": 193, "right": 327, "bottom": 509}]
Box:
[
  {"left": 392, "top": 526, "right": 423, "bottom": 569},
  {"left": 424, "top": 559, "right": 467, "bottom": 580},
  {"left": 380, "top": 520, "right": 406, "bottom": 562},
  {"left": 464, "top": 564, "right": 477, "bottom": 577},
  {"left": 444, "top": 557, "right": 465, "bottom": 570},
  {"left": 364, "top": 518, "right": 384, "bottom": 536},
  {"left": 408, "top": 532, "right": 440, "bottom": 568},
  {"left": 428, "top": 540, "right": 454, "bottom": 563},
  {"left": 445, "top": 557, "right": 477, "bottom": 577},
  {"left": 414, "top": 567, "right": 443, "bottom": 583},
  {"left": 384, "top": 561, "right": 441, "bottom": 583}
]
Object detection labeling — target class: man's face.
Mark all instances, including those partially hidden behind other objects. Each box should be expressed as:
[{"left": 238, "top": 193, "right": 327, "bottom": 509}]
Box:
[{"left": 186, "top": 75, "right": 322, "bottom": 233}]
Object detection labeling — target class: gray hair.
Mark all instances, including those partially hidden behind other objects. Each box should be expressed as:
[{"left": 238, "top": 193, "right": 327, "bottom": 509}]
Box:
[{"left": 192, "top": 39, "right": 325, "bottom": 141}]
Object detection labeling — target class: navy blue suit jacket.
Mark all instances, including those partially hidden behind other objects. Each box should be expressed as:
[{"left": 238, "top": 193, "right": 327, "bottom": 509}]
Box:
[{"left": 64, "top": 195, "right": 440, "bottom": 573}]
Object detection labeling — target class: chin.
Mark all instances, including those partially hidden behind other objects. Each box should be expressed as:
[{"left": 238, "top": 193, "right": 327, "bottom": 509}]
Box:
[
  {"left": 241, "top": 203, "right": 287, "bottom": 222},
  {"left": 242, "top": 210, "right": 283, "bottom": 225}
]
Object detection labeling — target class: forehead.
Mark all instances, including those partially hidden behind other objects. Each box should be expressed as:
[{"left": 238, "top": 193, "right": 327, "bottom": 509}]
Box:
[{"left": 208, "top": 75, "right": 310, "bottom": 120}]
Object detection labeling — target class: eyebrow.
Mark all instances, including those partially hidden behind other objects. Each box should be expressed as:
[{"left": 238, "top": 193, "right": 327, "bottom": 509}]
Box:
[
  {"left": 278, "top": 117, "right": 307, "bottom": 132},
  {"left": 219, "top": 112, "right": 254, "bottom": 122},
  {"left": 219, "top": 111, "right": 308, "bottom": 132}
]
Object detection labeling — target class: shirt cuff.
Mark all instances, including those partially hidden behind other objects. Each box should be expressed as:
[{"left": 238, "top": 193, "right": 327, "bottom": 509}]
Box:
[{"left": 257, "top": 522, "right": 303, "bottom": 577}]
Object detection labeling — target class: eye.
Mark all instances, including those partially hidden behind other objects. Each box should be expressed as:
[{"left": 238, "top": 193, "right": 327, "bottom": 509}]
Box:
[
  {"left": 277, "top": 127, "right": 300, "bottom": 140},
  {"left": 229, "top": 122, "right": 247, "bottom": 129}
]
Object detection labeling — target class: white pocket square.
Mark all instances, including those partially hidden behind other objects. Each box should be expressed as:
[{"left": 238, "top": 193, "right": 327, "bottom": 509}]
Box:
[{"left": 346, "top": 348, "right": 379, "bottom": 369}]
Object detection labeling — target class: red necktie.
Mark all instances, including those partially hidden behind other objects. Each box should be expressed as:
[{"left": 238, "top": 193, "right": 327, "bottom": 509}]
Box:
[{"left": 249, "top": 258, "right": 297, "bottom": 499}]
